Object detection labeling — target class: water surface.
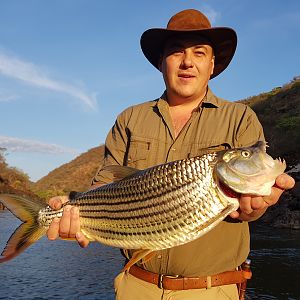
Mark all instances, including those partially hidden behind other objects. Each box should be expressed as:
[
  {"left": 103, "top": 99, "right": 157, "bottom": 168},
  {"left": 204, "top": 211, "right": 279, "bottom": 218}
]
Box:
[{"left": 0, "top": 210, "right": 299, "bottom": 299}]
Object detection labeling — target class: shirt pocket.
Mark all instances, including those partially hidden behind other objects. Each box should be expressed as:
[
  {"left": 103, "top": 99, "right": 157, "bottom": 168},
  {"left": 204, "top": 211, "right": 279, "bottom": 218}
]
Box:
[
  {"left": 187, "top": 142, "right": 232, "bottom": 158},
  {"left": 125, "top": 135, "right": 156, "bottom": 168}
]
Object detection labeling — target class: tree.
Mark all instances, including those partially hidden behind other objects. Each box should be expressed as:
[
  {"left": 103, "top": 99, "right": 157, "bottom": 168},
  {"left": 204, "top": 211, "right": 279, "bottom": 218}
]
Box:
[{"left": 0, "top": 147, "right": 7, "bottom": 165}]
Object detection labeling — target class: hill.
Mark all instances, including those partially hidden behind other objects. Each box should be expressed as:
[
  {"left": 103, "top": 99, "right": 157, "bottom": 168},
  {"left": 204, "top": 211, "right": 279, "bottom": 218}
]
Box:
[
  {"left": 33, "top": 145, "right": 104, "bottom": 199},
  {"left": 0, "top": 149, "right": 40, "bottom": 209},
  {"left": 239, "top": 76, "right": 300, "bottom": 165}
]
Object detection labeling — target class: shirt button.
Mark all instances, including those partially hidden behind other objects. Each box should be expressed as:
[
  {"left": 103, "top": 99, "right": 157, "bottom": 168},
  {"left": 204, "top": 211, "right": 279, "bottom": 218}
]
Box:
[
  {"left": 157, "top": 255, "right": 162, "bottom": 259},
  {"left": 171, "top": 148, "right": 176, "bottom": 151}
]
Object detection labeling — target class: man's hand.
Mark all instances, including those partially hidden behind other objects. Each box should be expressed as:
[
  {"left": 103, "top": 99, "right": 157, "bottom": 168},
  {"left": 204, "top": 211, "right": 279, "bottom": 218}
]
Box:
[
  {"left": 230, "top": 173, "right": 295, "bottom": 221},
  {"left": 46, "top": 196, "right": 89, "bottom": 248}
]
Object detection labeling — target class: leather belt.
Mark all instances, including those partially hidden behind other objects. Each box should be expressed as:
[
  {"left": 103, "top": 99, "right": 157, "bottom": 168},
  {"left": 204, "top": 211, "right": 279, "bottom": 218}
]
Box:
[{"left": 129, "top": 265, "right": 251, "bottom": 290}]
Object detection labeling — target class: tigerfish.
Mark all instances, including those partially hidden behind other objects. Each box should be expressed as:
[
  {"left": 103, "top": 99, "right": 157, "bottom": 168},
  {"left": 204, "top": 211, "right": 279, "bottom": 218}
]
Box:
[{"left": 0, "top": 141, "right": 286, "bottom": 269}]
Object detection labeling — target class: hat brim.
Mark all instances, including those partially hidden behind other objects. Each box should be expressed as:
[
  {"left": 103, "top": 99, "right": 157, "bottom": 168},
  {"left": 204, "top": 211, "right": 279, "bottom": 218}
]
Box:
[{"left": 140, "top": 27, "right": 237, "bottom": 79}]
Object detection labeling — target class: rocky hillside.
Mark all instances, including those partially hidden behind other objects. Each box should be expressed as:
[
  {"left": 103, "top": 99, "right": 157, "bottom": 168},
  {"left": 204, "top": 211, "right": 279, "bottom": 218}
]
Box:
[
  {"left": 239, "top": 77, "right": 300, "bottom": 165},
  {"left": 0, "top": 149, "right": 40, "bottom": 209},
  {"left": 33, "top": 146, "right": 104, "bottom": 199}
]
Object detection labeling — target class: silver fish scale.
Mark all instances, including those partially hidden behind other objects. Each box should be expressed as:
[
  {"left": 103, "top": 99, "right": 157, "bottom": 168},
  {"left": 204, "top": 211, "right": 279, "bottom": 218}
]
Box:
[{"left": 38, "top": 153, "right": 231, "bottom": 250}]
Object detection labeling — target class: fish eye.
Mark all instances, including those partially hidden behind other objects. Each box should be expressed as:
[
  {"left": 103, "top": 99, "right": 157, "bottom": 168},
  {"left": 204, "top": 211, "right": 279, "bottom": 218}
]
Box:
[{"left": 241, "top": 150, "right": 251, "bottom": 158}]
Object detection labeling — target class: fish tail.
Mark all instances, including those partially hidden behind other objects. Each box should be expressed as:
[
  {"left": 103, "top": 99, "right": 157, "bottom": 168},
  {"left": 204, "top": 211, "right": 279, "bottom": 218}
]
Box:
[{"left": 0, "top": 194, "right": 47, "bottom": 263}]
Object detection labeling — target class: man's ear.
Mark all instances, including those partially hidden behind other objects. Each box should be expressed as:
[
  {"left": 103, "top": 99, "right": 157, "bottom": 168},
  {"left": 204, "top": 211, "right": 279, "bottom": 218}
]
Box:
[{"left": 210, "top": 55, "right": 215, "bottom": 76}]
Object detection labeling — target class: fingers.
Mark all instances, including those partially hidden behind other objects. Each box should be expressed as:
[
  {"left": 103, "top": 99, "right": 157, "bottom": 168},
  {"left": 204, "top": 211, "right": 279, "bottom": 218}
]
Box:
[
  {"left": 239, "top": 195, "right": 253, "bottom": 214},
  {"left": 230, "top": 173, "right": 295, "bottom": 221},
  {"left": 46, "top": 204, "right": 89, "bottom": 248},
  {"left": 249, "top": 195, "right": 266, "bottom": 210},
  {"left": 48, "top": 195, "right": 69, "bottom": 210},
  {"left": 47, "top": 217, "right": 60, "bottom": 240},
  {"left": 49, "top": 205, "right": 79, "bottom": 239},
  {"left": 229, "top": 210, "right": 239, "bottom": 218},
  {"left": 69, "top": 207, "right": 81, "bottom": 237},
  {"left": 58, "top": 206, "right": 89, "bottom": 248},
  {"left": 230, "top": 195, "right": 267, "bottom": 219},
  {"left": 59, "top": 205, "right": 72, "bottom": 238},
  {"left": 239, "top": 195, "right": 267, "bottom": 214},
  {"left": 46, "top": 205, "right": 73, "bottom": 240},
  {"left": 76, "top": 232, "right": 90, "bottom": 248}
]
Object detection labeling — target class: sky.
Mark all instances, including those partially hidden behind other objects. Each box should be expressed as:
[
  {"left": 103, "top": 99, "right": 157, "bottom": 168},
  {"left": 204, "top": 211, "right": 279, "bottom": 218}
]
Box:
[{"left": 0, "top": 0, "right": 299, "bottom": 182}]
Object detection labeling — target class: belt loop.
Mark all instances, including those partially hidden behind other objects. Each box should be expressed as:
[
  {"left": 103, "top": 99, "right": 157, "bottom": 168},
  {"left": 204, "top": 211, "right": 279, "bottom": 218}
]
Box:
[
  {"left": 206, "top": 276, "right": 212, "bottom": 289},
  {"left": 158, "top": 274, "right": 164, "bottom": 289}
]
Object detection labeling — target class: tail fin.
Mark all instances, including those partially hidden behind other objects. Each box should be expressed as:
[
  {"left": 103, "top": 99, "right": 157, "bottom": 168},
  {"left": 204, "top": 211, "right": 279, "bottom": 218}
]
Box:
[{"left": 0, "top": 194, "right": 47, "bottom": 263}]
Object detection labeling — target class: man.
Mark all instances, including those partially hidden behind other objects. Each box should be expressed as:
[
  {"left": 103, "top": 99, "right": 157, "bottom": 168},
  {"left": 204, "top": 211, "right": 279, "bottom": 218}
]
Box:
[{"left": 47, "top": 9, "right": 295, "bottom": 300}]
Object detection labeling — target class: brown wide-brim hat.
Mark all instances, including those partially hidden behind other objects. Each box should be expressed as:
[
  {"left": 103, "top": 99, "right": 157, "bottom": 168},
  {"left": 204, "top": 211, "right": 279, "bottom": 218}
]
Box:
[{"left": 140, "top": 9, "right": 237, "bottom": 79}]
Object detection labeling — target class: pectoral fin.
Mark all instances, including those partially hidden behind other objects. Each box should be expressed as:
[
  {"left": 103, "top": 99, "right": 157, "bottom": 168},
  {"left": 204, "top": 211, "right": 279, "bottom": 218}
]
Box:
[
  {"left": 122, "top": 249, "right": 153, "bottom": 272},
  {"left": 141, "top": 251, "right": 157, "bottom": 265}
]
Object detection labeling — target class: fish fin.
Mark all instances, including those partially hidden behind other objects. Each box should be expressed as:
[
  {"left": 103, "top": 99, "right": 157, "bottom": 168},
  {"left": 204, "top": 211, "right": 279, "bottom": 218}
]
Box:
[
  {"left": 141, "top": 251, "right": 157, "bottom": 265},
  {"left": 0, "top": 194, "right": 45, "bottom": 222},
  {"left": 122, "top": 249, "right": 153, "bottom": 273},
  {"left": 0, "top": 223, "right": 46, "bottom": 263},
  {"left": 0, "top": 194, "right": 47, "bottom": 263},
  {"left": 99, "top": 165, "right": 140, "bottom": 183}
]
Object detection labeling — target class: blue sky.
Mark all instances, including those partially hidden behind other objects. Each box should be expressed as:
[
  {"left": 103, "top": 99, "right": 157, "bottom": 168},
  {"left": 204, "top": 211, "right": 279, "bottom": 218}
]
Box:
[{"left": 0, "top": 0, "right": 299, "bottom": 182}]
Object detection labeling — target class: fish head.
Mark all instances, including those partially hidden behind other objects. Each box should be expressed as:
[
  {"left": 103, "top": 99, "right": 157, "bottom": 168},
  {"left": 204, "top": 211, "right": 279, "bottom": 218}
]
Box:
[{"left": 215, "top": 141, "right": 286, "bottom": 196}]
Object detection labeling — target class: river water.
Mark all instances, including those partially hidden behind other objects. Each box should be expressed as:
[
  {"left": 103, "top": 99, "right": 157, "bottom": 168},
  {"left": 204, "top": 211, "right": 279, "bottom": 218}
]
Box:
[{"left": 0, "top": 210, "right": 299, "bottom": 300}]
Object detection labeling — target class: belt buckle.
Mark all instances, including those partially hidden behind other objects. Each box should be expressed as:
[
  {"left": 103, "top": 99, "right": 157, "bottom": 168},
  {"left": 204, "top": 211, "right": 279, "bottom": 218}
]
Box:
[{"left": 158, "top": 274, "right": 180, "bottom": 289}]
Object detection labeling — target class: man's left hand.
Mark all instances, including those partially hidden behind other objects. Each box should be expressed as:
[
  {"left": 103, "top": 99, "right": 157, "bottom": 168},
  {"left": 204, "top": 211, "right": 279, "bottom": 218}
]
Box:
[{"left": 230, "top": 173, "right": 295, "bottom": 221}]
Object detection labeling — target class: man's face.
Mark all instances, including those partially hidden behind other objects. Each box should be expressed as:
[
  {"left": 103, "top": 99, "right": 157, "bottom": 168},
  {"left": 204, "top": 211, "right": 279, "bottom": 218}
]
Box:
[{"left": 160, "top": 34, "right": 215, "bottom": 102}]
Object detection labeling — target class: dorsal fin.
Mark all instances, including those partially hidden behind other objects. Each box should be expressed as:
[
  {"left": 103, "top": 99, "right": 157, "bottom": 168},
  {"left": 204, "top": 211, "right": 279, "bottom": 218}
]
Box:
[{"left": 99, "top": 165, "right": 140, "bottom": 184}]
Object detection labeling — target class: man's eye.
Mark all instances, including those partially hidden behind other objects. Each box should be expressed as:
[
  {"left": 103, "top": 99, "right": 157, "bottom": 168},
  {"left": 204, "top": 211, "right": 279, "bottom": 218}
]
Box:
[
  {"left": 195, "top": 51, "right": 205, "bottom": 56},
  {"left": 172, "top": 48, "right": 183, "bottom": 54}
]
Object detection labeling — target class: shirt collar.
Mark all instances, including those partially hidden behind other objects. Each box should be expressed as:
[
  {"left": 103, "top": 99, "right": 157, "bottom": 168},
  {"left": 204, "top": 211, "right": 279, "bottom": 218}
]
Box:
[
  {"left": 201, "top": 87, "right": 220, "bottom": 108},
  {"left": 154, "top": 87, "right": 220, "bottom": 111}
]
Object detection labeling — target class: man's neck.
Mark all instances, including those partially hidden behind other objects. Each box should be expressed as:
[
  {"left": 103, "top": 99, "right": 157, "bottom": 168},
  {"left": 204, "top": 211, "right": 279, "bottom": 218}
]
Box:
[
  {"left": 166, "top": 90, "right": 207, "bottom": 110},
  {"left": 166, "top": 90, "right": 207, "bottom": 138}
]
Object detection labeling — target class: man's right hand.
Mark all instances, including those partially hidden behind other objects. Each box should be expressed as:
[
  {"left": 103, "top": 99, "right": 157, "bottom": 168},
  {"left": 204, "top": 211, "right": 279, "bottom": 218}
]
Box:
[{"left": 46, "top": 196, "right": 89, "bottom": 248}]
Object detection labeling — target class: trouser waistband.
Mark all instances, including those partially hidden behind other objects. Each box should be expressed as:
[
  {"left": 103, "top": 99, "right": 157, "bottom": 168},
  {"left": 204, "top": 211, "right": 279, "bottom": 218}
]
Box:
[{"left": 128, "top": 265, "right": 252, "bottom": 290}]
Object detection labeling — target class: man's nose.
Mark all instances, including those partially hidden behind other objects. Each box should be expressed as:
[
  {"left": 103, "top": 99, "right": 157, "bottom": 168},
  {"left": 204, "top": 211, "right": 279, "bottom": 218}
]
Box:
[{"left": 181, "top": 51, "right": 194, "bottom": 68}]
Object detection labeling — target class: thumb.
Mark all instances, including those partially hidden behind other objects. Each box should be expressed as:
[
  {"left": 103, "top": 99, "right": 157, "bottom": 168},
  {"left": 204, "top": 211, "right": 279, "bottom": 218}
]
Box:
[
  {"left": 48, "top": 195, "right": 69, "bottom": 210},
  {"left": 275, "top": 173, "right": 295, "bottom": 190}
]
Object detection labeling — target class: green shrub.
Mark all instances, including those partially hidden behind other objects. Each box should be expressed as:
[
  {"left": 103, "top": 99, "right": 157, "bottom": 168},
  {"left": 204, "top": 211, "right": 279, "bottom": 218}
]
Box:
[{"left": 276, "top": 116, "right": 300, "bottom": 130}]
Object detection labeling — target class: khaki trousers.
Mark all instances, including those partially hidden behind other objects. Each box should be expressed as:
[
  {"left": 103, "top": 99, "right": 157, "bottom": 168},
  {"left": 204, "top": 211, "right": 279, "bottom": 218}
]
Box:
[{"left": 114, "top": 272, "right": 239, "bottom": 300}]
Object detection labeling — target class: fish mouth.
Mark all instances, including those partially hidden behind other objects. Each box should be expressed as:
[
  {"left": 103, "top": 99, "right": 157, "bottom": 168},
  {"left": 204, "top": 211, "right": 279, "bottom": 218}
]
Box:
[{"left": 218, "top": 180, "right": 240, "bottom": 199}]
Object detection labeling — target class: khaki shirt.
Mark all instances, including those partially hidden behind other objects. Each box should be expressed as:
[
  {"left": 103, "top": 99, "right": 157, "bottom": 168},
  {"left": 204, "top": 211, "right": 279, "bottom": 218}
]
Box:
[{"left": 92, "top": 88, "right": 264, "bottom": 277}]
